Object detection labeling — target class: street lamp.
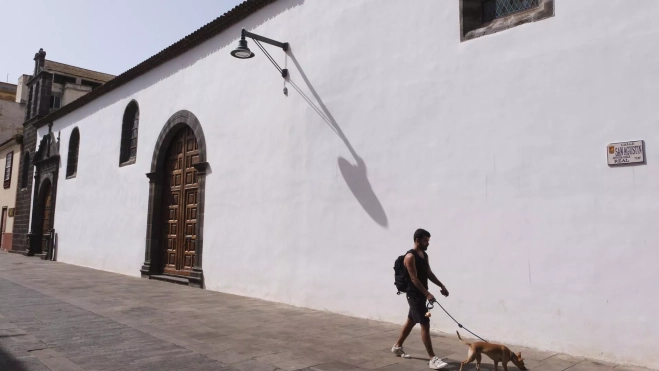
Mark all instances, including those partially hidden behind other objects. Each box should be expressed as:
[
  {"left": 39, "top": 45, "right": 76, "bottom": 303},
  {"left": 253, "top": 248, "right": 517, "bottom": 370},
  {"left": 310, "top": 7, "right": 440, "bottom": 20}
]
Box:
[
  {"left": 231, "top": 28, "right": 289, "bottom": 77},
  {"left": 230, "top": 38, "right": 254, "bottom": 59}
]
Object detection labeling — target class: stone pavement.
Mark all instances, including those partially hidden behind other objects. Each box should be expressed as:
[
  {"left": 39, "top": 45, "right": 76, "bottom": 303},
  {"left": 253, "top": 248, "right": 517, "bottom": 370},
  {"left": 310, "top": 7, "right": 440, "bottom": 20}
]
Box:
[{"left": 0, "top": 252, "right": 653, "bottom": 371}]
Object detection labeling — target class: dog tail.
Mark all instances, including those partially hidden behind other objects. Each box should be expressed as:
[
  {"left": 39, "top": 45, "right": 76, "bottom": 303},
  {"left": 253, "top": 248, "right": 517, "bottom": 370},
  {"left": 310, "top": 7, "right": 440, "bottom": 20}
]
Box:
[{"left": 456, "top": 331, "right": 471, "bottom": 346}]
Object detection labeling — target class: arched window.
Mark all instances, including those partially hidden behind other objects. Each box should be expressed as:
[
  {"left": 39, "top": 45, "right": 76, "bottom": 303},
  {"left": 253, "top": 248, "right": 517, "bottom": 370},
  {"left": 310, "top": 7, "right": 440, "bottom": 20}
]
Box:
[
  {"left": 119, "top": 101, "right": 139, "bottom": 165},
  {"left": 66, "top": 128, "right": 80, "bottom": 178},
  {"left": 20, "top": 151, "right": 30, "bottom": 188}
]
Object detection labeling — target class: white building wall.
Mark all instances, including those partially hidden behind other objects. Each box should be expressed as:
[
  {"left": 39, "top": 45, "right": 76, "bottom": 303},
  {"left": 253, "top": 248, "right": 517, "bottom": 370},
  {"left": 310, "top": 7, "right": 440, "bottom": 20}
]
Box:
[
  {"left": 39, "top": 1, "right": 659, "bottom": 367},
  {"left": 62, "top": 83, "right": 92, "bottom": 106},
  {"left": 16, "top": 75, "right": 31, "bottom": 104}
]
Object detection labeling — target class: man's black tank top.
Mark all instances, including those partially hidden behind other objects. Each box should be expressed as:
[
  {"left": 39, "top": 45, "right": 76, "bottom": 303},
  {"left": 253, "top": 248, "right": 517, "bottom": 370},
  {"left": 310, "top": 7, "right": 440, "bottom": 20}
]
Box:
[{"left": 406, "top": 249, "right": 428, "bottom": 297}]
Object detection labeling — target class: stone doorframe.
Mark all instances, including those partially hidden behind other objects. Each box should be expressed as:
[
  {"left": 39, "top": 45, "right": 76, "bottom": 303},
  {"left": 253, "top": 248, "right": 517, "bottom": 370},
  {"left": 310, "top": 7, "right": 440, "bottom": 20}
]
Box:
[
  {"left": 27, "top": 178, "right": 53, "bottom": 256},
  {"left": 140, "top": 110, "right": 209, "bottom": 288},
  {"left": 27, "top": 130, "right": 60, "bottom": 257}
]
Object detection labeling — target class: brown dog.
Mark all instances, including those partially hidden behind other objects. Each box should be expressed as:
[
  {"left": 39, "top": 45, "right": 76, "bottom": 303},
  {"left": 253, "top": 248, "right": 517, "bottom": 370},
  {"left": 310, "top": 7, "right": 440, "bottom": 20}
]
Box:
[{"left": 456, "top": 331, "right": 527, "bottom": 371}]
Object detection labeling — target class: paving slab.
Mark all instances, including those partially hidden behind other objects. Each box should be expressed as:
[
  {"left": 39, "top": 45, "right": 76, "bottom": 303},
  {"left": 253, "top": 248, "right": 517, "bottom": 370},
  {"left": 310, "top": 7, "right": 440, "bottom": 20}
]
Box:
[{"left": 0, "top": 252, "right": 654, "bottom": 371}]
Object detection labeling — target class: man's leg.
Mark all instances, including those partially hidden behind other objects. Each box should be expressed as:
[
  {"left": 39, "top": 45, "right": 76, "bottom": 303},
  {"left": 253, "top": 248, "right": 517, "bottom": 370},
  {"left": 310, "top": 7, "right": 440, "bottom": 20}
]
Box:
[
  {"left": 395, "top": 317, "right": 415, "bottom": 347},
  {"left": 420, "top": 323, "right": 436, "bottom": 358}
]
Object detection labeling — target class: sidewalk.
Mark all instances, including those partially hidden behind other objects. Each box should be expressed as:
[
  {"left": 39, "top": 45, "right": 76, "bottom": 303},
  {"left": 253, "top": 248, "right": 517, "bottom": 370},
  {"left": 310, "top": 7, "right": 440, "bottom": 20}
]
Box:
[{"left": 0, "top": 252, "right": 652, "bottom": 371}]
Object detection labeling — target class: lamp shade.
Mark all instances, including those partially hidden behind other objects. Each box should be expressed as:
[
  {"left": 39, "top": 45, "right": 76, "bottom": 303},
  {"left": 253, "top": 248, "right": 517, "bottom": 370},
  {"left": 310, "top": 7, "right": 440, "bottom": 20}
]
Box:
[{"left": 230, "top": 38, "right": 254, "bottom": 59}]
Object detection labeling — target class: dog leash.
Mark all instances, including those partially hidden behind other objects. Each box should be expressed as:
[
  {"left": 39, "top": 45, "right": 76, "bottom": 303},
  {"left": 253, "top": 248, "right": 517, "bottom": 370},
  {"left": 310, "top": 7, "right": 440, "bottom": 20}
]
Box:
[{"left": 427, "top": 298, "right": 489, "bottom": 343}]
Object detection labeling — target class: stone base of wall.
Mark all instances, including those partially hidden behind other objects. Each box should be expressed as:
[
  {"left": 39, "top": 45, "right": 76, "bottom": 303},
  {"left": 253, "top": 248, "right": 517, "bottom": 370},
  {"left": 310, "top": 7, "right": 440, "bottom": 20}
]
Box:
[{"left": 1, "top": 232, "right": 13, "bottom": 251}]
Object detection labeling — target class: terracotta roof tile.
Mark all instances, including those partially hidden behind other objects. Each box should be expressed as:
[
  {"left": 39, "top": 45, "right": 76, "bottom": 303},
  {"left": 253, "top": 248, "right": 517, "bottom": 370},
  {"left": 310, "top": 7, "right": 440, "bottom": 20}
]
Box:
[{"left": 43, "top": 60, "right": 115, "bottom": 82}]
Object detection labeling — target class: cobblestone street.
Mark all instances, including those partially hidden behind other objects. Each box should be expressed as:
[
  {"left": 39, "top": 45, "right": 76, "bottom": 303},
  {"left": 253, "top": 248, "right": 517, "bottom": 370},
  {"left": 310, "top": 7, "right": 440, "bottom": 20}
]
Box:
[{"left": 0, "top": 252, "right": 653, "bottom": 371}]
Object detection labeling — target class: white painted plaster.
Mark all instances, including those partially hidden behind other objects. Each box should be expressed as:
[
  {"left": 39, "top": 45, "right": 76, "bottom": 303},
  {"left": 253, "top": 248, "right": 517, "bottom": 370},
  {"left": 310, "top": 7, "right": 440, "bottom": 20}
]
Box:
[
  {"left": 37, "top": 1, "right": 659, "bottom": 367},
  {"left": 0, "top": 141, "right": 21, "bottom": 233}
]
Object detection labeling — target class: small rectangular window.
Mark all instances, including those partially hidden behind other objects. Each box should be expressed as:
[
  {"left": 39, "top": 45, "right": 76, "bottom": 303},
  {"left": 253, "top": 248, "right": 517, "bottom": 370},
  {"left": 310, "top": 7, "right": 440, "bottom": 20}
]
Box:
[
  {"left": 460, "top": 0, "right": 554, "bottom": 41},
  {"left": 4, "top": 151, "right": 13, "bottom": 188},
  {"left": 53, "top": 74, "right": 76, "bottom": 85},
  {"left": 50, "top": 96, "right": 61, "bottom": 109}
]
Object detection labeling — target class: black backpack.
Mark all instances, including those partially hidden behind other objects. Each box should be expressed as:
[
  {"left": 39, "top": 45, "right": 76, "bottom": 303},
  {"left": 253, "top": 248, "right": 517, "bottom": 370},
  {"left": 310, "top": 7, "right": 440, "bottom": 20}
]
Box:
[{"left": 393, "top": 250, "right": 414, "bottom": 294}]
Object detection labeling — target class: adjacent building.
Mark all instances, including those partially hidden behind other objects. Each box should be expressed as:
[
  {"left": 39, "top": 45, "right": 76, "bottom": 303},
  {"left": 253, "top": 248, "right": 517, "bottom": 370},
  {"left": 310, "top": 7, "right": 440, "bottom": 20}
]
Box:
[
  {"left": 0, "top": 81, "right": 26, "bottom": 251},
  {"left": 0, "top": 81, "right": 25, "bottom": 143},
  {"left": 0, "top": 134, "right": 22, "bottom": 251},
  {"left": 10, "top": 49, "right": 114, "bottom": 255},
  {"left": 12, "top": 1, "right": 659, "bottom": 368}
]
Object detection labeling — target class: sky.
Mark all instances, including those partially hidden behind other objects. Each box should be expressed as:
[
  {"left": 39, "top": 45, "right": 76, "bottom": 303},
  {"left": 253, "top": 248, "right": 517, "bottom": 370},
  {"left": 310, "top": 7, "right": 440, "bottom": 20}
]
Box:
[{"left": 1, "top": 0, "right": 244, "bottom": 85}]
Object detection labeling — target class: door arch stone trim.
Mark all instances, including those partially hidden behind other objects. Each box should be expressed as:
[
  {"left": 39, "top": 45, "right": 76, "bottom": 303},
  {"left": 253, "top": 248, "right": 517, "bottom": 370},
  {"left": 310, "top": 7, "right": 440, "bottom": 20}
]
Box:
[{"left": 140, "top": 110, "right": 208, "bottom": 288}]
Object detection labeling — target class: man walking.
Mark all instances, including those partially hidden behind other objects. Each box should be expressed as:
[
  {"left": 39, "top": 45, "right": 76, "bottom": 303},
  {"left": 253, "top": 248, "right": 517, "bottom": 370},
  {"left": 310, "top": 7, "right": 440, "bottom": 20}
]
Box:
[{"left": 392, "top": 229, "right": 450, "bottom": 369}]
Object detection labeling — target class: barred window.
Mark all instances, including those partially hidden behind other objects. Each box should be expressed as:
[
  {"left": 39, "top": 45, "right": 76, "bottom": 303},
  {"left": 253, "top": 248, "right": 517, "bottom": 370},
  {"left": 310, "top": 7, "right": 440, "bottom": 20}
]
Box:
[
  {"left": 460, "top": 0, "right": 554, "bottom": 41},
  {"left": 483, "top": 0, "right": 539, "bottom": 21},
  {"left": 66, "top": 128, "right": 80, "bottom": 178},
  {"left": 119, "top": 101, "right": 139, "bottom": 166}
]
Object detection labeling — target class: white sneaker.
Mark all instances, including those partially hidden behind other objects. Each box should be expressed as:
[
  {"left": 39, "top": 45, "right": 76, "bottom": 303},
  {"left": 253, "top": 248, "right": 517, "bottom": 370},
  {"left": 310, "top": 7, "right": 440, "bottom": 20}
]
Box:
[
  {"left": 429, "top": 356, "right": 448, "bottom": 369},
  {"left": 391, "top": 345, "right": 411, "bottom": 358}
]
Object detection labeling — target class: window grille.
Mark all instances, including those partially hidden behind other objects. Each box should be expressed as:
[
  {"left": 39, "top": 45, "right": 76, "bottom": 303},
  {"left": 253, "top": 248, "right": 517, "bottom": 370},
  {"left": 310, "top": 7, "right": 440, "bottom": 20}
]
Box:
[{"left": 483, "top": 0, "right": 539, "bottom": 21}]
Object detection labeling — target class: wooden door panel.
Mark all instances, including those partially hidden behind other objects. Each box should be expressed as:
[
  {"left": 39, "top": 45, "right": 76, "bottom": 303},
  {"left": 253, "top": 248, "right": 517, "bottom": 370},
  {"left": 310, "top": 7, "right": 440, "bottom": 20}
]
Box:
[
  {"left": 161, "top": 127, "right": 199, "bottom": 277},
  {"left": 183, "top": 187, "right": 197, "bottom": 271},
  {"left": 0, "top": 208, "right": 7, "bottom": 250},
  {"left": 163, "top": 190, "right": 180, "bottom": 275},
  {"left": 41, "top": 184, "right": 52, "bottom": 254}
]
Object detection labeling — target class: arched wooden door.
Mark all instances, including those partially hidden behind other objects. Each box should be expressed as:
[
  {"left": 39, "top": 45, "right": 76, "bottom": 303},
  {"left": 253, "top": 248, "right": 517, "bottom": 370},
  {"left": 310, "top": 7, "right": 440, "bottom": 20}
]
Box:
[
  {"left": 161, "top": 127, "right": 199, "bottom": 276},
  {"left": 40, "top": 181, "right": 52, "bottom": 254}
]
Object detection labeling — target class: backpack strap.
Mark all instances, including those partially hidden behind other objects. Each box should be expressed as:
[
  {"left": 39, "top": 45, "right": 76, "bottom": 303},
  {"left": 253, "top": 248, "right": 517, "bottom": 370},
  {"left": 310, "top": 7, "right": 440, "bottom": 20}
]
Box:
[{"left": 403, "top": 249, "right": 415, "bottom": 273}]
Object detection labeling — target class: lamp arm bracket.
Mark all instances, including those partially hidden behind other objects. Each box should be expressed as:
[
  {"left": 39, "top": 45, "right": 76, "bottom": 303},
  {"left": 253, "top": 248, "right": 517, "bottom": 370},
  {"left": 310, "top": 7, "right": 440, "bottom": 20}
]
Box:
[{"left": 242, "top": 29, "right": 289, "bottom": 51}]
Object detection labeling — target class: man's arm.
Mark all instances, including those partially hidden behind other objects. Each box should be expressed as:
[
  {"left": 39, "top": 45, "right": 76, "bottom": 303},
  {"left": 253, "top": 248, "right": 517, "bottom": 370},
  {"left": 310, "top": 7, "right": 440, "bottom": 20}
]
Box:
[
  {"left": 428, "top": 272, "right": 444, "bottom": 288},
  {"left": 404, "top": 253, "right": 433, "bottom": 300},
  {"left": 427, "top": 256, "right": 449, "bottom": 297}
]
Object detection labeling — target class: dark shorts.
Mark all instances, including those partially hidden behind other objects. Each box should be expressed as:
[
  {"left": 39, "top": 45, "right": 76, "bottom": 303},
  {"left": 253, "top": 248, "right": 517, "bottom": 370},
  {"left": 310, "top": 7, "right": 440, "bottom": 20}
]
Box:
[{"left": 406, "top": 293, "right": 429, "bottom": 326}]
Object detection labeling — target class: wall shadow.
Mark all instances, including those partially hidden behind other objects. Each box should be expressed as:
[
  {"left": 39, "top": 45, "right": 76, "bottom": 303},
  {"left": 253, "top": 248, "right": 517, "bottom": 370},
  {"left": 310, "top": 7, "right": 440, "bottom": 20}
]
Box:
[
  {"left": 287, "top": 51, "right": 388, "bottom": 228},
  {"left": 38, "top": 0, "right": 388, "bottom": 228},
  {"left": 0, "top": 346, "right": 31, "bottom": 371}
]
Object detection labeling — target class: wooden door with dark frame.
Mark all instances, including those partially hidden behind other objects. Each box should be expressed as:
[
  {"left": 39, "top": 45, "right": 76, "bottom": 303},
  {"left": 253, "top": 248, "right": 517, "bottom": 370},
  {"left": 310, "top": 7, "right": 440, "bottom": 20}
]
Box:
[
  {"left": 161, "top": 127, "right": 199, "bottom": 277},
  {"left": 0, "top": 207, "right": 7, "bottom": 250},
  {"left": 40, "top": 182, "right": 52, "bottom": 254}
]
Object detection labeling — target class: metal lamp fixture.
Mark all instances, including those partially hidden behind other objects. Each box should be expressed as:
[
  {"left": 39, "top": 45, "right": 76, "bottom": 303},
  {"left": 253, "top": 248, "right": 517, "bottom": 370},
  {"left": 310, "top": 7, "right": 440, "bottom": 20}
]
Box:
[
  {"left": 230, "top": 38, "right": 254, "bottom": 59},
  {"left": 231, "top": 28, "right": 289, "bottom": 77}
]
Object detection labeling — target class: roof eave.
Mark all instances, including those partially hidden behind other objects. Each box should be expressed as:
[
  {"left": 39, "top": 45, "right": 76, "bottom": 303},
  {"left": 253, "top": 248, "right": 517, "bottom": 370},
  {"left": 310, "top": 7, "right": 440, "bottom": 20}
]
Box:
[{"left": 33, "top": 0, "right": 277, "bottom": 129}]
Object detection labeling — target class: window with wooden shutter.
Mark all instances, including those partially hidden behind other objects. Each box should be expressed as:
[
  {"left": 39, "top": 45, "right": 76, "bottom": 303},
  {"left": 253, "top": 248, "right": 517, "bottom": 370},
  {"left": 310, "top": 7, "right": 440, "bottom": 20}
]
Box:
[
  {"left": 120, "top": 101, "right": 139, "bottom": 166},
  {"left": 66, "top": 129, "right": 80, "bottom": 178},
  {"left": 3, "top": 152, "right": 13, "bottom": 189}
]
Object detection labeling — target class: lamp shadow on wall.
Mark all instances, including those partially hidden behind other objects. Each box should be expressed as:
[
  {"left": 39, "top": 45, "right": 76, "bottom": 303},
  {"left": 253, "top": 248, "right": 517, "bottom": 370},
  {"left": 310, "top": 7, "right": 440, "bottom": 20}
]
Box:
[
  {"left": 58, "top": 0, "right": 306, "bottom": 126},
  {"left": 287, "top": 51, "right": 388, "bottom": 228}
]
